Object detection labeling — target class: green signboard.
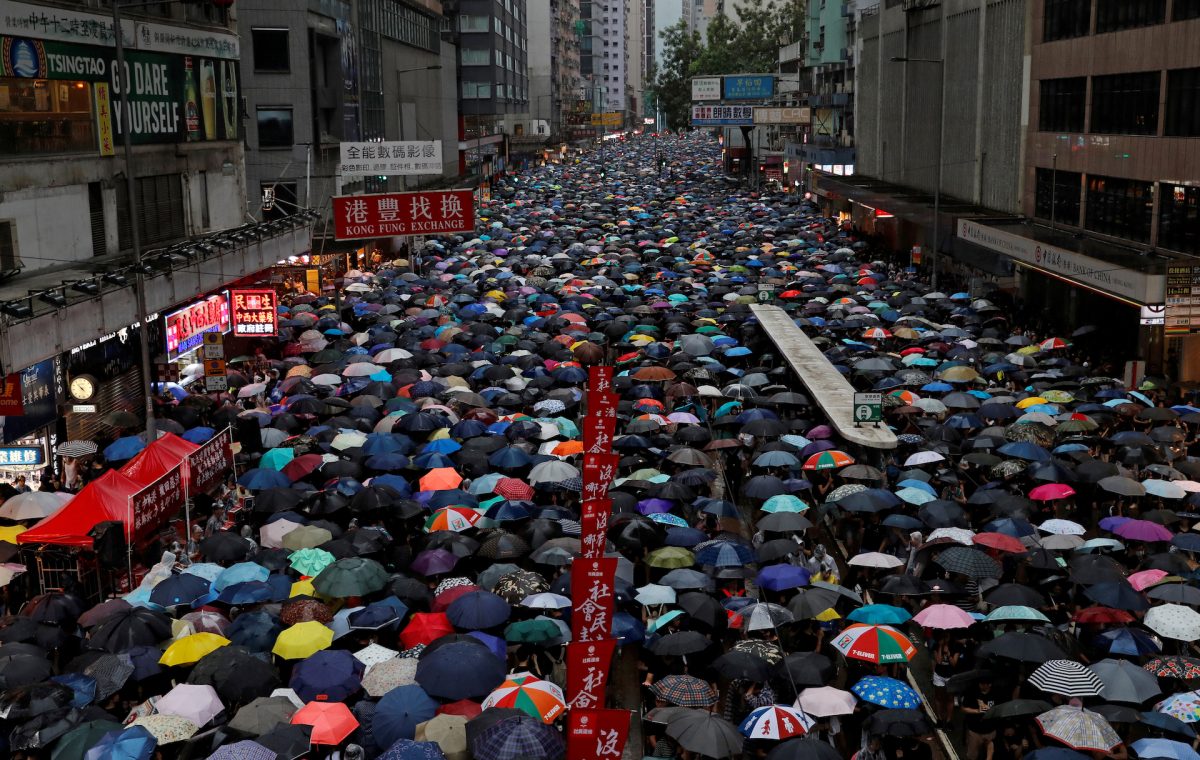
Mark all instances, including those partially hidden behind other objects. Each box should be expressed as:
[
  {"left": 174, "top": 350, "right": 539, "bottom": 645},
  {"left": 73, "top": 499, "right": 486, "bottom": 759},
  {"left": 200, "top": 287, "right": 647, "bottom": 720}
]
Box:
[
  {"left": 2, "top": 35, "right": 238, "bottom": 145},
  {"left": 853, "top": 392, "right": 883, "bottom": 425}
]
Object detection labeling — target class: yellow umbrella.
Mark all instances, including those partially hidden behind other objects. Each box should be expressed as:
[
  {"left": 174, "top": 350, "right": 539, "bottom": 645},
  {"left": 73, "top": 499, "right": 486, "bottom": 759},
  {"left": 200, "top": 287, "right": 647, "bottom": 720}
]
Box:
[
  {"left": 0, "top": 525, "right": 26, "bottom": 543},
  {"left": 1016, "top": 397, "right": 1048, "bottom": 409},
  {"left": 938, "top": 366, "right": 981, "bottom": 382},
  {"left": 1016, "top": 345, "right": 1042, "bottom": 355},
  {"left": 291, "top": 578, "right": 318, "bottom": 598},
  {"left": 159, "top": 632, "right": 230, "bottom": 666},
  {"left": 272, "top": 621, "right": 334, "bottom": 660}
]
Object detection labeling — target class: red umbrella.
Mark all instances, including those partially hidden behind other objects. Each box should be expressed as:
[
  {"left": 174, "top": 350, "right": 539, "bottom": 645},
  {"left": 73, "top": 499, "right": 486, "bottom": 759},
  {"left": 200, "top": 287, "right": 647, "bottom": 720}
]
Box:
[
  {"left": 494, "top": 478, "right": 535, "bottom": 501},
  {"left": 401, "top": 612, "right": 454, "bottom": 648},
  {"left": 282, "top": 454, "right": 325, "bottom": 481},
  {"left": 972, "top": 532, "right": 1026, "bottom": 554},
  {"left": 292, "top": 701, "right": 359, "bottom": 744},
  {"left": 1073, "top": 606, "right": 1134, "bottom": 624},
  {"left": 432, "top": 584, "right": 481, "bottom": 611},
  {"left": 438, "top": 699, "right": 483, "bottom": 719},
  {"left": 1030, "top": 483, "right": 1076, "bottom": 501}
]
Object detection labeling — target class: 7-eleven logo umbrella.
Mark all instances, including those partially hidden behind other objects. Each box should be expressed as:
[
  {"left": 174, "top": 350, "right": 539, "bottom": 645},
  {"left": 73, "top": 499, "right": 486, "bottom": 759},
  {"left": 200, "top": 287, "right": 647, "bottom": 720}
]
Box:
[
  {"left": 481, "top": 672, "right": 566, "bottom": 723},
  {"left": 832, "top": 624, "right": 917, "bottom": 664}
]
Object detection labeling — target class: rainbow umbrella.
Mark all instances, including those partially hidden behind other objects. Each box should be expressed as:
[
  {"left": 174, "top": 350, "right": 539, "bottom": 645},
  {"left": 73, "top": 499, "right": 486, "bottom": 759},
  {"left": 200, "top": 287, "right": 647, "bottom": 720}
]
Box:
[
  {"left": 802, "top": 450, "right": 855, "bottom": 471},
  {"left": 480, "top": 672, "right": 566, "bottom": 723},
  {"left": 424, "top": 507, "right": 482, "bottom": 533},
  {"left": 737, "top": 705, "right": 814, "bottom": 739},
  {"left": 831, "top": 624, "right": 917, "bottom": 664}
]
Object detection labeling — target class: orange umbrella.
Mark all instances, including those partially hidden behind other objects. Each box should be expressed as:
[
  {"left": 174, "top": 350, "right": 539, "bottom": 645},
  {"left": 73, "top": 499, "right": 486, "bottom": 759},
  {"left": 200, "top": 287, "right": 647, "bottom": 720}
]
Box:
[
  {"left": 551, "top": 441, "right": 584, "bottom": 456},
  {"left": 419, "top": 467, "right": 463, "bottom": 491},
  {"left": 401, "top": 612, "right": 454, "bottom": 648},
  {"left": 292, "top": 701, "right": 359, "bottom": 745}
]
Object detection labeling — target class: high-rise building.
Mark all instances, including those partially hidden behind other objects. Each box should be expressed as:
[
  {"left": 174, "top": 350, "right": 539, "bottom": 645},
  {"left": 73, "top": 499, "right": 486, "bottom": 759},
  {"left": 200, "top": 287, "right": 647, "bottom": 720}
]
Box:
[
  {"left": 450, "top": 0, "right": 529, "bottom": 121},
  {"left": 528, "top": 0, "right": 582, "bottom": 140}
]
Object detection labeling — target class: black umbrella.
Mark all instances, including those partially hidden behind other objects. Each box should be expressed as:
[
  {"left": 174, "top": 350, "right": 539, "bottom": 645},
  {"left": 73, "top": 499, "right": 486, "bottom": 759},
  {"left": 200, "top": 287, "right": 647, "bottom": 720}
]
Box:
[
  {"left": 651, "top": 631, "right": 710, "bottom": 656},
  {"left": 711, "top": 650, "right": 773, "bottom": 682},
  {"left": 257, "top": 723, "right": 313, "bottom": 760},
  {"left": 765, "top": 738, "right": 842, "bottom": 760},
  {"left": 86, "top": 606, "right": 172, "bottom": 653},
  {"left": 775, "top": 652, "right": 836, "bottom": 689},
  {"left": 977, "top": 632, "right": 1067, "bottom": 663},
  {"left": 200, "top": 531, "right": 253, "bottom": 562},
  {"left": 864, "top": 709, "right": 931, "bottom": 737},
  {"left": 188, "top": 646, "right": 280, "bottom": 705}
]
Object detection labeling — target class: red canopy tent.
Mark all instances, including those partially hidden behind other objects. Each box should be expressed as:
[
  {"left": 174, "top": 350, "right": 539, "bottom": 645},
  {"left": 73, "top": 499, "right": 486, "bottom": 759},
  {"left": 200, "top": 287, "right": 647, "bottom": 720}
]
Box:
[
  {"left": 120, "top": 433, "right": 198, "bottom": 486},
  {"left": 17, "top": 469, "right": 143, "bottom": 546}
]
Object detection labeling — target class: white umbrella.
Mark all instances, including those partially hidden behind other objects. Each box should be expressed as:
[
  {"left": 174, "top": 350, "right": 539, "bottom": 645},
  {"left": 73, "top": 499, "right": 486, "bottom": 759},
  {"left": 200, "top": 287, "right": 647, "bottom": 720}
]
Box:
[
  {"left": 904, "top": 451, "right": 945, "bottom": 466},
  {"left": 311, "top": 373, "right": 342, "bottom": 386},
  {"left": 528, "top": 460, "right": 579, "bottom": 485},
  {"left": 259, "top": 519, "right": 304, "bottom": 549},
  {"left": 155, "top": 683, "right": 224, "bottom": 726},
  {"left": 375, "top": 348, "right": 413, "bottom": 363},
  {"left": 848, "top": 552, "right": 904, "bottom": 569},
  {"left": 520, "top": 593, "right": 573, "bottom": 610},
  {"left": 1039, "top": 519, "right": 1086, "bottom": 535},
  {"left": 237, "top": 383, "right": 267, "bottom": 399},
  {"left": 331, "top": 431, "right": 368, "bottom": 451},
  {"left": 354, "top": 643, "right": 399, "bottom": 671},
  {"left": 0, "top": 563, "right": 27, "bottom": 587},
  {"left": 1145, "top": 604, "right": 1200, "bottom": 641},
  {"left": 342, "top": 362, "right": 381, "bottom": 377},
  {"left": 635, "top": 584, "right": 677, "bottom": 606},
  {"left": 0, "top": 491, "right": 69, "bottom": 520}
]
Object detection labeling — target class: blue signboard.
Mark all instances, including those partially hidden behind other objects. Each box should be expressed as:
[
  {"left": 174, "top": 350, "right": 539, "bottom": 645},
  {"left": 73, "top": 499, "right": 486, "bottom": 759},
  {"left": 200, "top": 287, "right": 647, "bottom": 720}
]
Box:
[
  {"left": 723, "top": 75, "right": 774, "bottom": 100},
  {"left": 0, "top": 446, "right": 46, "bottom": 467},
  {"left": 691, "top": 105, "right": 755, "bottom": 127},
  {"left": 0, "top": 357, "right": 59, "bottom": 444}
]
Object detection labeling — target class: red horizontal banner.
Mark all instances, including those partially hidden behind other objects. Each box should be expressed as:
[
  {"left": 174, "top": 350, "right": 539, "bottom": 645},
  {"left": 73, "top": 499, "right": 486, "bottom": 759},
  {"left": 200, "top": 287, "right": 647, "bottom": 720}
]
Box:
[{"left": 332, "top": 190, "right": 475, "bottom": 239}]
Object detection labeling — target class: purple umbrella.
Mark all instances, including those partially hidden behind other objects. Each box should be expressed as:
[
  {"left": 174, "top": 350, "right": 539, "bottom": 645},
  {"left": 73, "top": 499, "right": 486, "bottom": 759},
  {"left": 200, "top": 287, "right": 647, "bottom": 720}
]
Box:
[
  {"left": 411, "top": 549, "right": 460, "bottom": 576},
  {"left": 1114, "top": 519, "right": 1173, "bottom": 543},
  {"left": 637, "top": 498, "right": 674, "bottom": 515}
]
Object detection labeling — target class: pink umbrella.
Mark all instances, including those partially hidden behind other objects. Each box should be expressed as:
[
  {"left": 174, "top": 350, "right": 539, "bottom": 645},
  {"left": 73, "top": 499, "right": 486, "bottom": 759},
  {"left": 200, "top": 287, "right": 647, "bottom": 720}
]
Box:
[
  {"left": 154, "top": 684, "right": 224, "bottom": 726},
  {"left": 912, "top": 604, "right": 976, "bottom": 629},
  {"left": 1113, "top": 519, "right": 1173, "bottom": 543},
  {"left": 1030, "top": 483, "right": 1076, "bottom": 501},
  {"left": 1129, "top": 569, "right": 1169, "bottom": 591}
]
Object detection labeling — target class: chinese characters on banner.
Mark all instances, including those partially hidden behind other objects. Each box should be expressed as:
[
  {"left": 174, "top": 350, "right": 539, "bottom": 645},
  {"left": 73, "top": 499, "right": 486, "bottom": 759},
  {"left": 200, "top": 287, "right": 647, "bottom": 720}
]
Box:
[
  {"left": 587, "top": 366, "right": 614, "bottom": 394},
  {"left": 229, "top": 289, "right": 279, "bottom": 336},
  {"left": 580, "top": 498, "right": 611, "bottom": 559},
  {"left": 566, "top": 639, "right": 617, "bottom": 710},
  {"left": 583, "top": 393, "right": 619, "bottom": 454},
  {"left": 581, "top": 453, "right": 619, "bottom": 503},
  {"left": 332, "top": 190, "right": 475, "bottom": 239},
  {"left": 186, "top": 427, "right": 234, "bottom": 495},
  {"left": 130, "top": 464, "right": 184, "bottom": 541},
  {"left": 571, "top": 558, "right": 616, "bottom": 642},
  {"left": 566, "top": 709, "right": 631, "bottom": 760}
]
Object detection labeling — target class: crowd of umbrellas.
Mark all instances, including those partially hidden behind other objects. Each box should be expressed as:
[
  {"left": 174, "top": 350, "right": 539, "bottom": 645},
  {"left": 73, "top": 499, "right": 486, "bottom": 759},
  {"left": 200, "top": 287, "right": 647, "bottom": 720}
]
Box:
[{"left": 1, "top": 131, "right": 1200, "bottom": 760}]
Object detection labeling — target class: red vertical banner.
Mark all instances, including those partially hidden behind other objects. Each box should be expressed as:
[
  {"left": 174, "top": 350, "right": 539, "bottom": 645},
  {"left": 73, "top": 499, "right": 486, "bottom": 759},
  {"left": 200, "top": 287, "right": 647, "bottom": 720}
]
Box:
[
  {"left": 587, "top": 366, "right": 614, "bottom": 395},
  {"left": 580, "top": 497, "right": 612, "bottom": 559},
  {"left": 584, "top": 392, "right": 620, "bottom": 453},
  {"left": 566, "top": 638, "right": 617, "bottom": 709},
  {"left": 566, "top": 709, "right": 631, "bottom": 760},
  {"left": 581, "top": 452, "right": 620, "bottom": 502},
  {"left": 571, "top": 557, "right": 616, "bottom": 642}
]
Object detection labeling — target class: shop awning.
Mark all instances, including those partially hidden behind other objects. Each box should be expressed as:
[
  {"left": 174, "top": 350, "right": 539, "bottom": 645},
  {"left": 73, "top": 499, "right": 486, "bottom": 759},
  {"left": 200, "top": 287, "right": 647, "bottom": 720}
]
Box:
[{"left": 17, "top": 470, "right": 143, "bottom": 547}]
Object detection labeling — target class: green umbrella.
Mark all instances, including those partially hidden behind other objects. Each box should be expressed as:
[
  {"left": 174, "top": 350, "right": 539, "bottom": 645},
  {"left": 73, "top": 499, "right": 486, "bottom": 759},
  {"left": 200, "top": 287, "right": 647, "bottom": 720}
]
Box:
[
  {"left": 646, "top": 547, "right": 696, "bottom": 569},
  {"left": 289, "top": 548, "right": 336, "bottom": 577},
  {"left": 312, "top": 557, "right": 388, "bottom": 597},
  {"left": 504, "top": 618, "right": 566, "bottom": 644},
  {"left": 51, "top": 720, "right": 123, "bottom": 760},
  {"left": 260, "top": 448, "right": 296, "bottom": 471}
]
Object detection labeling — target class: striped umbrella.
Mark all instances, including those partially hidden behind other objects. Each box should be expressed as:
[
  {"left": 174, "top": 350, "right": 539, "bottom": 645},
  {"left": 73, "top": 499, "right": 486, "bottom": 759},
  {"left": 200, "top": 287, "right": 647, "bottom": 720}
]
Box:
[
  {"left": 802, "top": 450, "right": 855, "bottom": 471},
  {"left": 424, "top": 507, "right": 482, "bottom": 533},
  {"left": 1029, "top": 660, "right": 1105, "bottom": 698},
  {"left": 1037, "top": 705, "right": 1121, "bottom": 751},
  {"left": 738, "top": 705, "right": 814, "bottom": 739},
  {"left": 831, "top": 624, "right": 917, "bottom": 664},
  {"left": 481, "top": 673, "right": 566, "bottom": 724}
]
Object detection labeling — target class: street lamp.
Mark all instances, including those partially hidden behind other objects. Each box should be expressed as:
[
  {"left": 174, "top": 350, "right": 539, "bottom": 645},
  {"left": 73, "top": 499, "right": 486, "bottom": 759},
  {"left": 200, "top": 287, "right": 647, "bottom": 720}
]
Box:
[
  {"left": 891, "top": 55, "right": 944, "bottom": 290},
  {"left": 396, "top": 64, "right": 443, "bottom": 190}
]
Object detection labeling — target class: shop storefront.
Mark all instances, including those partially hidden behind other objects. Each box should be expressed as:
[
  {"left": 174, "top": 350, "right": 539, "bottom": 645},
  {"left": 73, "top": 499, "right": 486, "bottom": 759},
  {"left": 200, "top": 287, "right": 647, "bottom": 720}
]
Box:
[{"left": 0, "top": 356, "right": 64, "bottom": 487}]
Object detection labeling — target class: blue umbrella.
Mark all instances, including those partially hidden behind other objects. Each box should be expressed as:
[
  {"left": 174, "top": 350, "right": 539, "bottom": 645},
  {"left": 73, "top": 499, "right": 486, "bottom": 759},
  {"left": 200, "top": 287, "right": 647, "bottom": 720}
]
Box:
[
  {"left": 446, "top": 590, "right": 512, "bottom": 629},
  {"left": 996, "top": 441, "right": 1052, "bottom": 462},
  {"left": 380, "top": 739, "right": 448, "bottom": 760},
  {"left": 1097, "top": 628, "right": 1160, "bottom": 656},
  {"left": 290, "top": 649, "right": 365, "bottom": 703},
  {"left": 695, "top": 540, "right": 754, "bottom": 566},
  {"left": 367, "top": 453, "right": 411, "bottom": 471},
  {"left": 216, "top": 581, "right": 276, "bottom": 606},
  {"left": 1131, "top": 739, "right": 1200, "bottom": 760},
  {"left": 373, "top": 685, "right": 439, "bottom": 747},
  {"left": 755, "top": 565, "right": 811, "bottom": 591},
  {"left": 1140, "top": 711, "right": 1197, "bottom": 739},
  {"left": 226, "top": 610, "right": 282, "bottom": 652},
  {"left": 851, "top": 676, "right": 921, "bottom": 709},
  {"left": 371, "top": 474, "right": 412, "bottom": 496},
  {"left": 103, "top": 436, "right": 146, "bottom": 462},
  {"left": 124, "top": 645, "right": 164, "bottom": 681},
  {"left": 362, "top": 434, "right": 409, "bottom": 455},
  {"left": 148, "top": 574, "right": 211, "bottom": 607},
  {"left": 467, "top": 631, "right": 508, "bottom": 661},
  {"left": 414, "top": 640, "right": 506, "bottom": 700},
  {"left": 51, "top": 672, "right": 97, "bottom": 707},
  {"left": 847, "top": 604, "right": 912, "bottom": 625},
  {"left": 349, "top": 603, "right": 404, "bottom": 631},
  {"left": 238, "top": 468, "right": 292, "bottom": 490},
  {"left": 413, "top": 452, "right": 456, "bottom": 469},
  {"left": 665, "top": 527, "right": 708, "bottom": 547},
  {"left": 214, "top": 562, "right": 270, "bottom": 591},
  {"left": 423, "top": 439, "right": 463, "bottom": 455},
  {"left": 489, "top": 447, "right": 533, "bottom": 469},
  {"left": 612, "top": 611, "right": 645, "bottom": 644},
  {"left": 84, "top": 725, "right": 157, "bottom": 760},
  {"left": 182, "top": 426, "right": 216, "bottom": 444}
]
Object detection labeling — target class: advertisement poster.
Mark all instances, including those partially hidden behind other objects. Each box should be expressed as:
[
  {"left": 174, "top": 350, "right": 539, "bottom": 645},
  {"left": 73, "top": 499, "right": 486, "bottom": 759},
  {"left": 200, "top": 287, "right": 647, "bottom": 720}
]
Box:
[
  {"left": 187, "top": 426, "right": 233, "bottom": 495},
  {"left": 1, "top": 357, "right": 59, "bottom": 443},
  {"left": 0, "top": 35, "right": 239, "bottom": 144},
  {"left": 587, "top": 366, "right": 614, "bottom": 394},
  {"left": 337, "top": 18, "right": 360, "bottom": 141},
  {"left": 165, "top": 293, "right": 230, "bottom": 361},
  {"left": 581, "top": 452, "right": 619, "bottom": 502}
]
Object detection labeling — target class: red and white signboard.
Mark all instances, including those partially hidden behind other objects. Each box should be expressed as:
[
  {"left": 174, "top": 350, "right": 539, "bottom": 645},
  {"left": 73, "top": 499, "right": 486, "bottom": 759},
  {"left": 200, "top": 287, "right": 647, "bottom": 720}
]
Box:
[
  {"left": 332, "top": 190, "right": 475, "bottom": 240},
  {"left": 580, "top": 498, "right": 611, "bottom": 559},
  {"left": 186, "top": 426, "right": 234, "bottom": 495},
  {"left": 130, "top": 464, "right": 185, "bottom": 542},
  {"left": 566, "top": 709, "right": 630, "bottom": 760},
  {"left": 583, "top": 394, "right": 618, "bottom": 454},
  {"left": 566, "top": 639, "right": 617, "bottom": 710},
  {"left": 582, "top": 452, "right": 619, "bottom": 502},
  {"left": 587, "top": 366, "right": 614, "bottom": 395},
  {"left": 230, "top": 289, "right": 279, "bottom": 337},
  {"left": 571, "top": 557, "right": 616, "bottom": 642}
]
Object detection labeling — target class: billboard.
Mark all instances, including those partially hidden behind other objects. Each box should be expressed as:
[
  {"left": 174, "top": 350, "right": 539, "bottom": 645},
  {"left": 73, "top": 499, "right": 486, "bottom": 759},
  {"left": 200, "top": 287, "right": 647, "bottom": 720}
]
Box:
[
  {"left": 230, "top": 289, "right": 279, "bottom": 337},
  {"left": 723, "top": 75, "right": 774, "bottom": 100},
  {"left": 691, "top": 77, "right": 721, "bottom": 101},
  {"left": 754, "top": 107, "right": 812, "bottom": 125},
  {"left": 332, "top": 190, "right": 476, "bottom": 240},
  {"left": 339, "top": 141, "right": 442, "bottom": 177},
  {"left": 691, "top": 105, "right": 754, "bottom": 126},
  {"left": 165, "top": 293, "right": 230, "bottom": 360}
]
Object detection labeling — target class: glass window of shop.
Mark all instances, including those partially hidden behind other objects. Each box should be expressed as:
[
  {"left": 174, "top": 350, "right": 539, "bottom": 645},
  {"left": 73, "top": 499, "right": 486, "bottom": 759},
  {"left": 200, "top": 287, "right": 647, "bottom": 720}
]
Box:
[
  {"left": 1085, "top": 174, "right": 1153, "bottom": 244},
  {"left": 1159, "top": 184, "right": 1200, "bottom": 256},
  {"left": 1090, "top": 72, "right": 1160, "bottom": 135},
  {"left": 1095, "top": 0, "right": 1165, "bottom": 33},
  {"left": 0, "top": 78, "right": 95, "bottom": 156},
  {"left": 1043, "top": 0, "right": 1091, "bottom": 41},
  {"left": 1034, "top": 168, "right": 1083, "bottom": 227},
  {"left": 1165, "top": 68, "right": 1200, "bottom": 138},
  {"left": 1038, "top": 77, "right": 1087, "bottom": 133}
]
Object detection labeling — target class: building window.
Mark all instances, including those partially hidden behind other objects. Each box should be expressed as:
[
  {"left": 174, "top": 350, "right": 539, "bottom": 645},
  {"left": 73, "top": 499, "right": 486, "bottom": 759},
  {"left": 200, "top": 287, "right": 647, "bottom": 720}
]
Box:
[
  {"left": 1175, "top": 0, "right": 1200, "bottom": 20},
  {"left": 462, "top": 48, "right": 489, "bottom": 66},
  {"left": 256, "top": 107, "right": 294, "bottom": 148},
  {"left": 116, "top": 174, "right": 185, "bottom": 251},
  {"left": 1095, "top": 0, "right": 1165, "bottom": 33},
  {"left": 1038, "top": 77, "right": 1087, "bottom": 132},
  {"left": 1085, "top": 174, "right": 1154, "bottom": 243},
  {"left": 1090, "top": 72, "right": 1159, "bottom": 135},
  {"left": 1034, "top": 168, "right": 1083, "bottom": 226},
  {"left": 462, "top": 81, "right": 492, "bottom": 99},
  {"left": 88, "top": 182, "right": 106, "bottom": 257},
  {"left": 1160, "top": 184, "right": 1200, "bottom": 255},
  {"left": 0, "top": 78, "right": 95, "bottom": 156},
  {"left": 251, "top": 28, "right": 289, "bottom": 72},
  {"left": 1165, "top": 68, "right": 1200, "bottom": 137},
  {"left": 459, "top": 15, "right": 489, "bottom": 32}
]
